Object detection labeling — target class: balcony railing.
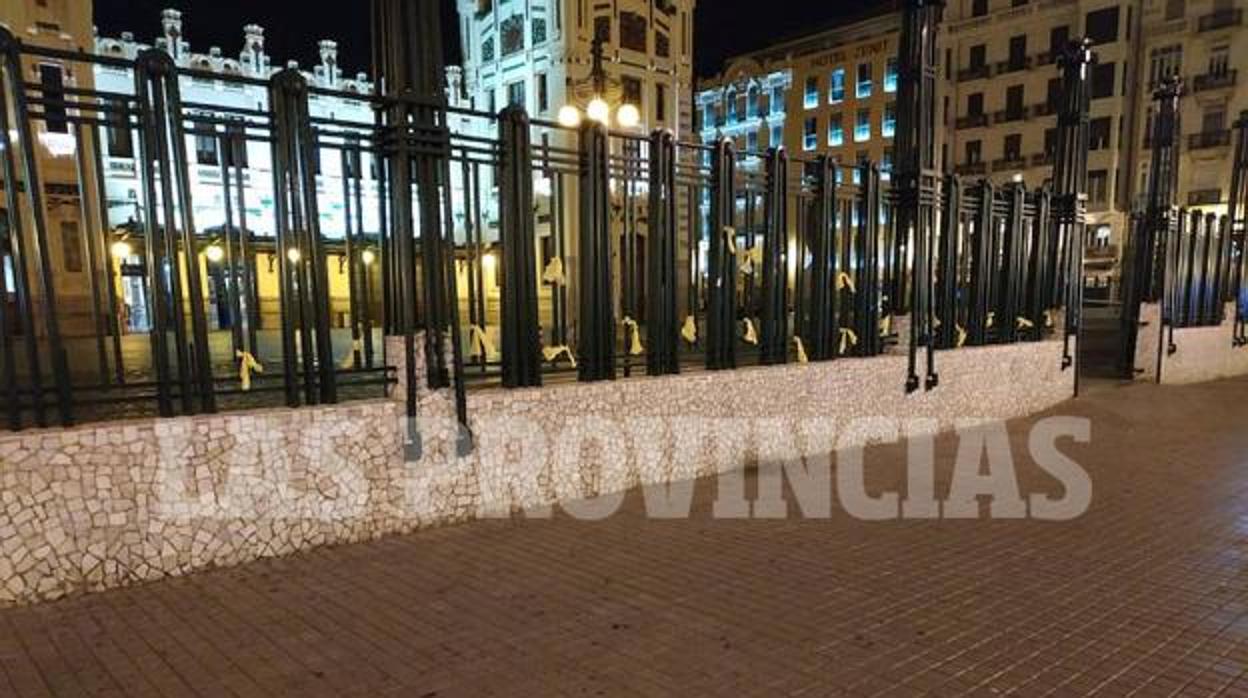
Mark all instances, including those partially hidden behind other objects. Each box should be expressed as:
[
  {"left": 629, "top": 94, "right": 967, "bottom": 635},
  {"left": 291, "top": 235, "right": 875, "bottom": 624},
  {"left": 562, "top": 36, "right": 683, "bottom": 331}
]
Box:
[
  {"left": 955, "top": 161, "right": 987, "bottom": 176},
  {"left": 957, "top": 64, "right": 991, "bottom": 82},
  {"left": 1188, "top": 130, "right": 1231, "bottom": 150},
  {"left": 994, "top": 57, "right": 1033, "bottom": 75},
  {"left": 1030, "top": 152, "right": 1054, "bottom": 167},
  {"left": 1031, "top": 102, "right": 1058, "bottom": 118},
  {"left": 991, "top": 156, "right": 1028, "bottom": 173},
  {"left": 994, "top": 108, "right": 1028, "bottom": 125},
  {"left": 1192, "top": 70, "right": 1237, "bottom": 93},
  {"left": 1198, "top": 9, "right": 1241, "bottom": 32},
  {"left": 1187, "top": 189, "right": 1222, "bottom": 206},
  {"left": 956, "top": 113, "right": 989, "bottom": 129}
]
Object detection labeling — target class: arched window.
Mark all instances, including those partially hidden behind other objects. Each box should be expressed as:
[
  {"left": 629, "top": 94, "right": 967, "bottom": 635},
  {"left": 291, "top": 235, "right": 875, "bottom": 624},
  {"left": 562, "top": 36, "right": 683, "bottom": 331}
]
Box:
[
  {"left": 746, "top": 85, "right": 759, "bottom": 119},
  {"left": 725, "top": 88, "right": 737, "bottom": 123}
]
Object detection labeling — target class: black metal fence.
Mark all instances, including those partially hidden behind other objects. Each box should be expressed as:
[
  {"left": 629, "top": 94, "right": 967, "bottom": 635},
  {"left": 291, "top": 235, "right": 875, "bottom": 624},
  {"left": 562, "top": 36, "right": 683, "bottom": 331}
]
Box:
[
  {"left": 0, "top": 1, "right": 1097, "bottom": 446},
  {"left": 0, "top": 27, "right": 392, "bottom": 431},
  {"left": 1120, "top": 82, "right": 1248, "bottom": 371}
]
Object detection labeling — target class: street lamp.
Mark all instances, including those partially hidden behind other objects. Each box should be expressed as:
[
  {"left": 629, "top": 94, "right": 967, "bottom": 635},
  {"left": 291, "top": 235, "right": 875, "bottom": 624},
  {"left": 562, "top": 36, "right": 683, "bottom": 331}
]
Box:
[{"left": 560, "top": 35, "right": 640, "bottom": 130}]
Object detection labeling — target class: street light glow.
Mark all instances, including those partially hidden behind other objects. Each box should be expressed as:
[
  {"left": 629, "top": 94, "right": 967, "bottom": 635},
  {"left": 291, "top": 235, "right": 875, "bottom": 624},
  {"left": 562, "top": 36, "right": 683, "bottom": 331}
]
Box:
[
  {"left": 361, "top": 249, "right": 376, "bottom": 266},
  {"left": 110, "top": 241, "right": 133, "bottom": 260},
  {"left": 587, "top": 97, "right": 610, "bottom": 125},
  {"left": 205, "top": 244, "right": 225, "bottom": 263},
  {"left": 557, "top": 105, "right": 582, "bottom": 128},
  {"left": 616, "top": 103, "right": 640, "bottom": 129}
]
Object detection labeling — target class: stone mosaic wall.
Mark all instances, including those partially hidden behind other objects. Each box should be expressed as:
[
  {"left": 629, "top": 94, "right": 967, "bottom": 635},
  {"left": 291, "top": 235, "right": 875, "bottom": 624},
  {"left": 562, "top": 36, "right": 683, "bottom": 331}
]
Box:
[
  {"left": 1131, "top": 303, "right": 1248, "bottom": 385},
  {"left": 0, "top": 336, "right": 1075, "bottom": 606}
]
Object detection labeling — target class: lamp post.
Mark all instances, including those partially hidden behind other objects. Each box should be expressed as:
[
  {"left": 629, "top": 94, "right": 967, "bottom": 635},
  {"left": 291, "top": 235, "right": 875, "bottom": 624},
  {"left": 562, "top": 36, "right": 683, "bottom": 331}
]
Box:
[{"left": 558, "top": 36, "right": 640, "bottom": 129}]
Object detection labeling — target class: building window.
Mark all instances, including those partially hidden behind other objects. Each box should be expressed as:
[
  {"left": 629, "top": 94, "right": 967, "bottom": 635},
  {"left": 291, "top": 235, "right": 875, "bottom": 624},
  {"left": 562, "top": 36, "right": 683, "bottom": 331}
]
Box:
[
  {"left": 1006, "top": 84, "right": 1024, "bottom": 118},
  {"left": 882, "top": 104, "right": 896, "bottom": 138},
  {"left": 969, "top": 44, "right": 986, "bottom": 70},
  {"left": 804, "top": 76, "right": 819, "bottom": 109},
  {"left": 60, "top": 220, "right": 82, "bottom": 273},
  {"left": 1088, "top": 169, "right": 1108, "bottom": 204},
  {"left": 1004, "top": 133, "right": 1022, "bottom": 161},
  {"left": 746, "top": 86, "right": 759, "bottom": 119},
  {"left": 772, "top": 85, "right": 784, "bottom": 111},
  {"left": 501, "top": 15, "right": 525, "bottom": 56},
  {"left": 1208, "top": 46, "right": 1230, "bottom": 77},
  {"left": 507, "top": 80, "right": 526, "bottom": 108},
  {"left": 1044, "top": 127, "right": 1057, "bottom": 156},
  {"left": 105, "top": 98, "right": 133, "bottom": 158},
  {"left": 972, "top": 0, "right": 989, "bottom": 17},
  {"left": 884, "top": 58, "right": 898, "bottom": 93},
  {"left": 1091, "top": 62, "right": 1115, "bottom": 100},
  {"left": 537, "top": 74, "right": 549, "bottom": 113},
  {"left": 966, "top": 139, "right": 982, "bottom": 164},
  {"left": 726, "top": 89, "right": 738, "bottom": 123},
  {"left": 656, "top": 32, "right": 670, "bottom": 58},
  {"left": 967, "top": 92, "right": 984, "bottom": 116},
  {"left": 655, "top": 83, "right": 666, "bottom": 122},
  {"left": 747, "top": 130, "right": 759, "bottom": 153},
  {"left": 855, "top": 109, "right": 871, "bottom": 142},
  {"left": 828, "top": 114, "right": 844, "bottom": 147},
  {"left": 622, "top": 76, "right": 642, "bottom": 107},
  {"left": 620, "top": 12, "right": 646, "bottom": 51},
  {"left": 856, "top": 63, "right": 872, "bottom": 99},
  {"left": 38, "top": 64, "right": 68, "bottom": 134},
  {"left": 1085, "top": 7, "right": 1119, "bottom": 45},
  {"left": 532, "top": 17, "right": 547, "bottom": 45},
  {"left": 1164, "top": 0, "right": 1184, "bottom": 20},
  {"left": 593, "top": 16, "right": 610, "bottom": 42},
  {"left": 1049, "top": 25, "right": 1069, "bottom": 57},
  {"left": 803, "top": 117, "right": 818, "bottom": 151},
  {"left": 830, "top": 68, "right": 845, "bottom": 104},
  {"left": 1149, "top": 45, "right": 1182, "bottom": 87},
  {"left": 195, "top": 129, "right": 219, "bottom": 166},
  {"left": 1008, "top": 35, "right": 1027, "bottom": 70},
  {"left": 1089, "top": 117, "right": 1111, "bottom": 150},
  {"left": 482, "top": 37, "right": 495, "bottom": 62},
  {"left": 770, "top": 124, "right": 783, "bottom": 148}
]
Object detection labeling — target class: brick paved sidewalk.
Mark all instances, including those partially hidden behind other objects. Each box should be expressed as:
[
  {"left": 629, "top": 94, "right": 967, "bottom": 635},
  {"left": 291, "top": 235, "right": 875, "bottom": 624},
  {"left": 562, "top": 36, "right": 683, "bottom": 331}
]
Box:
[{"left": 1, "top": 378, "right": 1247, "bottom": 697}]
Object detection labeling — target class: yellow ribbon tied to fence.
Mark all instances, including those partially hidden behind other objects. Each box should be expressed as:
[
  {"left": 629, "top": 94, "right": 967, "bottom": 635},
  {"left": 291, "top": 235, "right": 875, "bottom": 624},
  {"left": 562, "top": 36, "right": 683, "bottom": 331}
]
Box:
[
  {"left": 880, "top": 315, "right": 892, "bottom": 336},
  {"left": 837, "top": 271, "right": 856, "bottom": 293},
  {"left": 339, "top": 339, "right": 363, "bottom": 369},
  {"left": 236, "top": 350, "right": 264, "bottom": 392},
  {"left": 469, "top": 324, "right": 497, "bottom": 360},
  {"left": 1044, "top": 309, "right": 1056, "bottom": 328},
  {"left": 986, "top": 311, "right": 996, "bottom": 328},
  {"left": 956, "top": 324, "right": 968, "bottom": 348},
  {"left": 621, "top": 317, "right": 645, "bottom": 356},
  {"left": 839, "top": 328, "right": 859, "bottom": 355},
  {"left": 739, "top": 246, "right": 763, "bottom": 275},
  {"left": 742, "top": 317, "right": 759, "bottom": 345},
  {"left": 542, "top": 344, "right": 577, "bottom": 368},
  {"left": 542, "top": 257, "right": 565, "bottom": 286},
  {"left": 793, "top": 335, "right": 809, "bottom": 364},
  {"left": 723, "top": 226, "right": 737, "bottom": 255},
  {"left": 681, "top": 315, "right": 698, "bottom": 344},
  {"left": 1016, "top": 316, "right": 1035, "bottom": 330}
]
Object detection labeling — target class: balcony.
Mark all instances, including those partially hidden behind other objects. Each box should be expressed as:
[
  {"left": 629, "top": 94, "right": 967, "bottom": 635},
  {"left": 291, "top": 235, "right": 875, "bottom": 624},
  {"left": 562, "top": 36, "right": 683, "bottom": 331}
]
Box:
[
  {"left": 957, "top": 65, "right": 991, "bottom": 82},
  {"left": 955, "top": 161, "right": 987, "bottom": 176},
  {"left": 994, "top": 108, "right": 1028, "bottom": 125},
  {"left": 1192, "top": 70, "right": 1237, "bottom": 93},
  {"left": 1031, "top": 102, "right": 1058, "bottom": 118},
  {"left": 994, "top": 57, "right": 1033, "bottom": 76},
  {"left": 1188, "top": 130, "right": 1231, "bottom": 150},
  {"left": 1198, "top": 9, "right": 1242, "bottom": 32},
  {"left": 956, "top": 113, "right": 989, "bottom": 129},
  {"left": 1187, "top": 189, "right": 1222, "bottom": 206},
  {"left": 1034, "top": 51, "right": 1057, "bottom": 67},
  {"left": 992, "top": 156, "right": 1028, "bottom": 173},
  {"left": 1030, "top": 152, "right": 1054, "bottom": 167}
]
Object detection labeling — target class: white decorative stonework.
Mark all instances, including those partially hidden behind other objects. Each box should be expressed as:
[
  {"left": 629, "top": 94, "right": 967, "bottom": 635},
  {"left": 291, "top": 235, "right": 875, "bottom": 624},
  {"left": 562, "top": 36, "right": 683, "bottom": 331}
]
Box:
[
  {"left": 1134, "top": 303, "right": 1248, "bottom": 385},
  {"left": 0, "top": 335, "right": 1075, "bottom": 606}
]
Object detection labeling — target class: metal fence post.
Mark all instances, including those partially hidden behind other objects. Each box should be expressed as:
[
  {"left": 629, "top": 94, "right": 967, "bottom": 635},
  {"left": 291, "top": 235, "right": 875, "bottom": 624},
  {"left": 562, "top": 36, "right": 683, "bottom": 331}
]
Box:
[
  {"left": 706, "top": 138, "right": 738, "bottom": 370},
  {"left": 760, "top": 147, "right": 789, "bottom": 365},
  {"left": 894, "top": 0, "right": 943, "bottom": 392},
  {"left": 578, "top": 122, "right": 615, "bottom": 382},
  {"left": 806, "top": 156, "right": 839, "bottom": 361},
  {"left": 1229, "top": 112, "right": 1248, "bottom": 347},
  {"left": 498, "top": 106, "right": 541, "bottom": 387},
  {"left": 646, "top": 129, "right": 680, "bottom": 376}
]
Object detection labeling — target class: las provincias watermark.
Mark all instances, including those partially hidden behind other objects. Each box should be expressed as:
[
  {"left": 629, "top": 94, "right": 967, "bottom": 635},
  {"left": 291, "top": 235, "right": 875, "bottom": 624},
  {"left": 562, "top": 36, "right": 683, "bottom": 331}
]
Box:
[{"left": 152, "top": 415, "right": 1091, "bottom": 523}]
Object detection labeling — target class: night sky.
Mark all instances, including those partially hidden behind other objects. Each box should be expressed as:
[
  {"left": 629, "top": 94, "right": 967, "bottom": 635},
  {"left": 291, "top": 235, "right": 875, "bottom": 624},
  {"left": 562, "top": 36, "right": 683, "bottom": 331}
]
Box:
[{"left": 93, "top": 0, "right": 887, "bottom": 81}]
